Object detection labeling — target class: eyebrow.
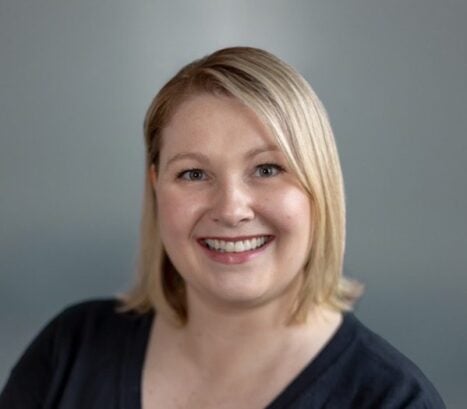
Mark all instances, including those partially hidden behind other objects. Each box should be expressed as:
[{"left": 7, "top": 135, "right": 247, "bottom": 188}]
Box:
[
  {"left": 245, "top": 145, "right": 281, "bottom": 158},
  {"left": 165, "top": 152, "right": 210, "bottom": 169},
  {"left": 164, "top": 145, "right": 281, "bottom": 169}
]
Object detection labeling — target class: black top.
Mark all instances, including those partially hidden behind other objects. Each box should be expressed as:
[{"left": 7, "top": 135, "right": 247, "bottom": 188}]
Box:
[{"left": 0, "top": 299, "right": 445, "bottom": 408}]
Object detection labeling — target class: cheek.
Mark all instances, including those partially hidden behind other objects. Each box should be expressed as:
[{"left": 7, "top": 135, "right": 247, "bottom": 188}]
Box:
[
  {"left": 278, "top": 190, "right": 313, "bottom": 273},
  {"left": 156, "top": 188, "right": 204, "bottom": 239},
  {"left": 263, "top": 187, "right": 312, "bottom": 234}
]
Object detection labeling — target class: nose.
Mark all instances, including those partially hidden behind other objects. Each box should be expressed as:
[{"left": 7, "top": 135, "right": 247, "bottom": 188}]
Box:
[{"left": 210, "top": 179, "right": 255, "bottom": 227}]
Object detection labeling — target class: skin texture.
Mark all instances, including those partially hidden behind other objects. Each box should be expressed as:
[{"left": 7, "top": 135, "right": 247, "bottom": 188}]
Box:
[
  {"left": 151, "top": 93, "right": 313, "bottom": 317},
  {"left": 144, "top": 94, "right": 342, "bottom": 409}
]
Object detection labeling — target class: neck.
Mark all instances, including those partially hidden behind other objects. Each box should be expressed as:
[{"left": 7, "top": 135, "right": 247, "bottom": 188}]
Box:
[{"left": 156, "top": 290, "right": 341, "bottom": 376}]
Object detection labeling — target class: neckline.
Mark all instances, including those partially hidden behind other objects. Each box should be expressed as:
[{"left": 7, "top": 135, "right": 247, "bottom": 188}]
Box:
[
  {"left": 122, "top": 311, "right": 357, "bottom": 409},
  {"left": 265, "top": 312, "right": 357, "bottom": 408},
  {"left": 121, "top": 309, "right": 155, "bottom": 409}
]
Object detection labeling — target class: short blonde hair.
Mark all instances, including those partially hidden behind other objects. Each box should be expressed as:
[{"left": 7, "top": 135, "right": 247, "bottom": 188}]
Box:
[{"left": 121, "top": 46, "right": 362, "bottom": 324}]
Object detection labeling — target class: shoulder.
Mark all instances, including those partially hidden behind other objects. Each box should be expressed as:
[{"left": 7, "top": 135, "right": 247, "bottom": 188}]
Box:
[
  {"left": 342, "top": 314, "right": 446, "bottom": 408},
  {"left": 8, "top": 298, "right": 145, "bottom": 363},
  {"left": 0, "top": 298, "right": 150, "bottom": 408},
  {"left": 5, "top": 298, "right": 151, "bottom": 371},
  {"left": 57, "top": 297, "right": 126, "bottom": 319},
  {"left": 349, "top": 314, "right": 431, "bottom": 384},
  {"left": 47, "top": 298, "right": 150, "bottom": 347},
  {"left": 54, "top": 298, "right": 131, "bottom": 327}
]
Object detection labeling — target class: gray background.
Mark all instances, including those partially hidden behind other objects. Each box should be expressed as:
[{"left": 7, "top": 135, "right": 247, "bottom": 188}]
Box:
[{"left": 1, "top": 0, "right": 466, "bottom": 407}]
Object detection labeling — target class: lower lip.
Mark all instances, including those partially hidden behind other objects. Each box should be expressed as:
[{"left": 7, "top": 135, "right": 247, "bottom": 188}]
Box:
[{"left": 198, "top": 239, "right": 273, "bottom": 265}]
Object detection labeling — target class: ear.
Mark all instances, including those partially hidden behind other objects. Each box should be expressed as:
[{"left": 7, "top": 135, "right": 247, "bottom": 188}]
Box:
[{"left": 149, "top": 164, "right": 158, "bottom": 191}]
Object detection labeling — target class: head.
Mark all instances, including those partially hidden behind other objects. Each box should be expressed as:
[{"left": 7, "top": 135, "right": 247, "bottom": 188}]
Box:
[{"left": 122, "top": 46, "right": 362, "bottom": 324}]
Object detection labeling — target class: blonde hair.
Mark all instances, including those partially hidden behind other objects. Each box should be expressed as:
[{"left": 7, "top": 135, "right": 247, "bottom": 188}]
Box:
[{"left": 121, "top": 46, "right": 362, "bottom": 324}]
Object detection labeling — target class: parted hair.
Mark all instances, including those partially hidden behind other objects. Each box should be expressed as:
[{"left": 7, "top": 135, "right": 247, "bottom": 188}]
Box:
[{"left": 121, "top": 46, "right": 362, "bottom": 324}]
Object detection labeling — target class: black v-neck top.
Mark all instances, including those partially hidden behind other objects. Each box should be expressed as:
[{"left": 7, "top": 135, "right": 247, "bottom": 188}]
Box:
[{"left": 0, "top": 299, "right": 445, "bottom": 408}]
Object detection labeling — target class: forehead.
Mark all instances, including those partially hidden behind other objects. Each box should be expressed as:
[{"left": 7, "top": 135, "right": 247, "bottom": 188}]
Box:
[{"left": 160, "top": 93, "right": 279, "bottom": 155}]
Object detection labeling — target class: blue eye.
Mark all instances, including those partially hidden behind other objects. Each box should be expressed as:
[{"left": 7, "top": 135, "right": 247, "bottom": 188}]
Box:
[
  {"left": 177, "top": 168, "right": 207, "bottom": 181},
  {"left": 255, "top": 163, "right": 284, "bottom": 177}
]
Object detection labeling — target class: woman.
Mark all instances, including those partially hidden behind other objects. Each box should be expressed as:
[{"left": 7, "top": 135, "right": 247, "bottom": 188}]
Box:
[{"left": 0, "top": 47, "right": 445, "bottom": 408}]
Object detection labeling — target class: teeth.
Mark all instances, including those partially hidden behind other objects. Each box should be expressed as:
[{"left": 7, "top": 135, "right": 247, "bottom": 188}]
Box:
[
  {"left": 204, "top": 237, "right": 268, "bottom": 253},
  {"left": 234, "top": 241, "right": 244, "bottom": 252},
  {"left": 225, "top": 242, "right": 235, "bottom": 252},
  {"left": 253, "top": 238, "right": 258, "bottom": 248}
]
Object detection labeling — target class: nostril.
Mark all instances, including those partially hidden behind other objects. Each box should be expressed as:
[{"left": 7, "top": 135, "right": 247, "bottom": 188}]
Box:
[
  {"left": 211, "top": 213, "right": 254, "bottom": 227},
  {"left": 209, "top": 193, "right": 254, "bottom": 226}
]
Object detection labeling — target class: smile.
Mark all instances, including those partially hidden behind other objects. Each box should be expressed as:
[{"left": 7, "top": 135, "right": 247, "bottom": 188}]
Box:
[{"left": 200, "top": 236, "right": 273, "bottom": 253}]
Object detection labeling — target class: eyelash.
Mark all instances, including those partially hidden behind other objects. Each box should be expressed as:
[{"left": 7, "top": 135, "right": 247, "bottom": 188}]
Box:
[
  {"left": 176, "top": 168, "right": 206, "bottom": 181},
  {"left": 176, "top": 163, "right": 285, "bottom": 182},
  {"left": 254, "top": 163, "right": 285, "bottom": 177}
]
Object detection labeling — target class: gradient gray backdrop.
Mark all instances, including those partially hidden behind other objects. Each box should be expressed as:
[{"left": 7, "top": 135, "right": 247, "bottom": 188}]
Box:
[{"left": 1, "top": 1, "right": 466, "bottom": 407}]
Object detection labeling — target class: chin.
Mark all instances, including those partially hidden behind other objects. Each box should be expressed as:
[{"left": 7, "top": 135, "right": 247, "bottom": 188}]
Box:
[{"left": 202, "top": 279, "right": 294, "bottom": 312}]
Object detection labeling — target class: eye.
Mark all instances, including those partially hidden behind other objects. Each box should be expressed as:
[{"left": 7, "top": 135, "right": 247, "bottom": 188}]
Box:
[
  {"left": 177, "top": 168, "right": 207, "bottom": 181},
  {"left": 254, "top": 163, "right": 285, "bottom": 178}
]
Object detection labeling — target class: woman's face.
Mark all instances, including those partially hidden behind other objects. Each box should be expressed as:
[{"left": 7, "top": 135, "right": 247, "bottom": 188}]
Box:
[{"left": 152, "top": 94, "right": 312, "bottom": 313}]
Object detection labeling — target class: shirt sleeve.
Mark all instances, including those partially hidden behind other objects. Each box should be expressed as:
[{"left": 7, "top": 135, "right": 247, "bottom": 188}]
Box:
[{"left": 0, "top": 313, "right": 61, "bottom": 409}]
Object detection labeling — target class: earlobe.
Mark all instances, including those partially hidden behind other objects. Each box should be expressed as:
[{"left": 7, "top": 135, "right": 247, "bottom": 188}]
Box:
[{"left": 149, "top": 164, "right": 158, "bottom": 190}]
